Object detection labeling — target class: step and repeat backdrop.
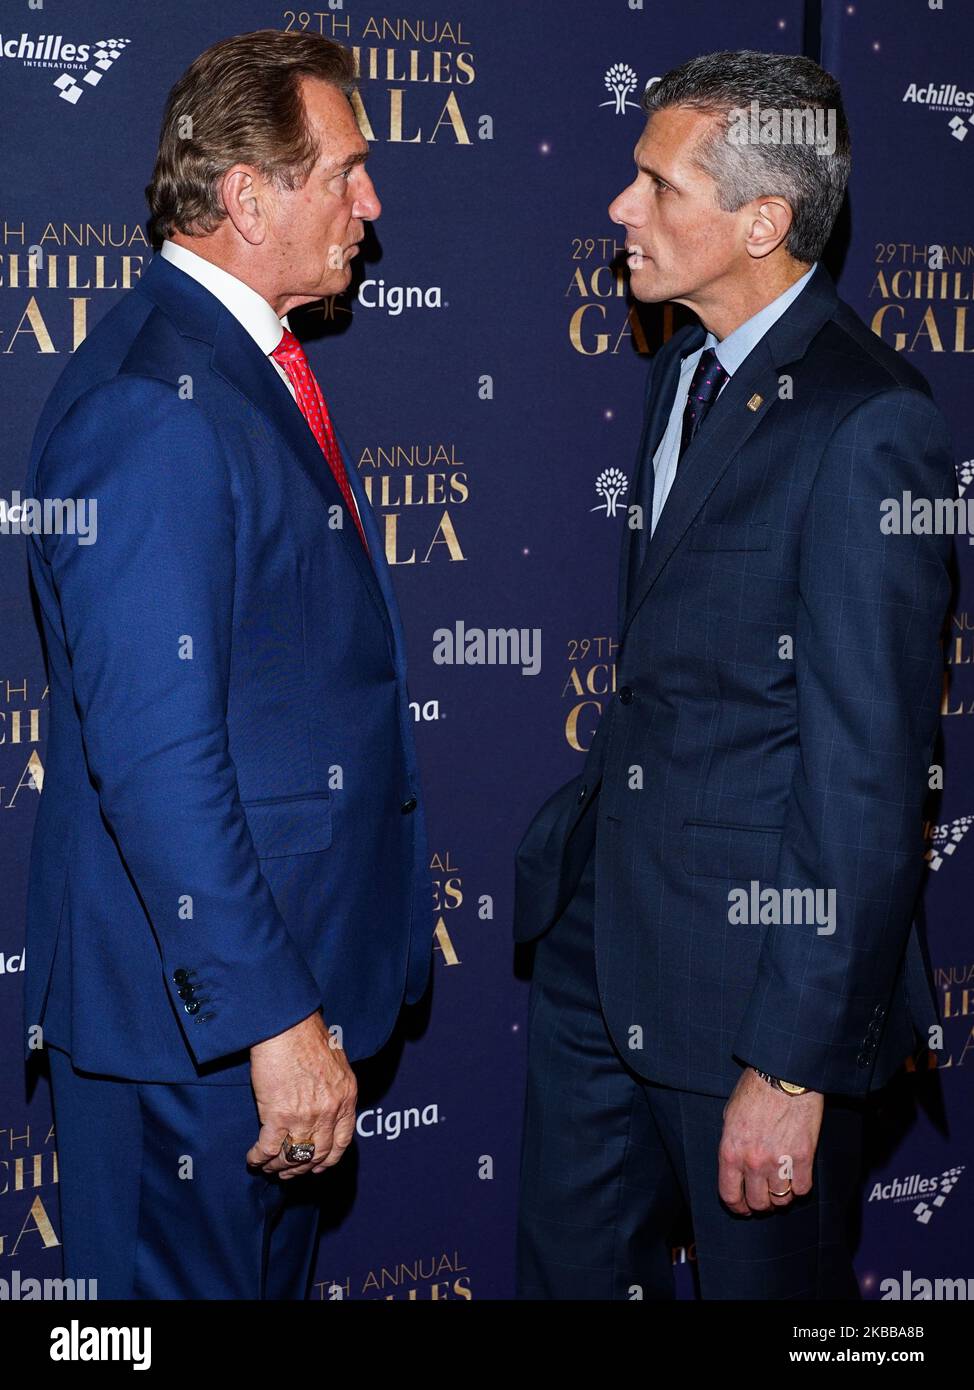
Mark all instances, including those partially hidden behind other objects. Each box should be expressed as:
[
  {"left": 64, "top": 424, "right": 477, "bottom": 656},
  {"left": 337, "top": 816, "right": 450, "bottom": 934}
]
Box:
[{"left": 0, "top": 0, "right": 970, "bottom": 1300}]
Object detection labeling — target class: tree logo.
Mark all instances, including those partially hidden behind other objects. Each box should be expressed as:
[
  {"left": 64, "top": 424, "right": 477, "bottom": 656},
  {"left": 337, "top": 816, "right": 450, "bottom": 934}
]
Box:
[
  {"left": 601, "top": 63, "right": 641, "bottom": 116},
  {"left": 591, "top": 467, "right": 629, "bottom": 518}
]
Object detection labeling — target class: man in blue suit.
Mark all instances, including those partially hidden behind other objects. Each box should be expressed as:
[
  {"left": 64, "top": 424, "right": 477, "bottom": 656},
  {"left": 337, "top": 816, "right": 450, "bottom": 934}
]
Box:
[
  {"left": 23, "top": 31, "right": 432, "bottom": 1298},
  {"left": 515, "top": 51, "right": 955, "bottom": 1299}
]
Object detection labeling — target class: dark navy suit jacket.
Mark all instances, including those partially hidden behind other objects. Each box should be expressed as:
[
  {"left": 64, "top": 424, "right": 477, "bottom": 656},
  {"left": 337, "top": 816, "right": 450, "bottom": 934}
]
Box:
[
  {"left": 24, "top": 253, "right": 432, "bottom": 1083},
  {"left": 515, "top": 263, "right": 954, "bottom": 1099}
]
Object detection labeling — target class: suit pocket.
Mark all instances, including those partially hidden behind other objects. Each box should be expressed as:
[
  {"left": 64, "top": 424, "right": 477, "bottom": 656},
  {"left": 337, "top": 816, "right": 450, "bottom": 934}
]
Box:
[
  {"left": 242, "top": 792, "right": 332, "bottom": 858},
  {"left": 688, "top": 522, "right": 770, "bottom": 551},
  {"left": 681, "top": 819, "right": 782, "bottom": 880}
]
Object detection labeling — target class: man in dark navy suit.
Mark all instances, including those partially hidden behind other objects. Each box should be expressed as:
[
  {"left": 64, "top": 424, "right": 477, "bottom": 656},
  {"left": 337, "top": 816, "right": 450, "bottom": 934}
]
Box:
[
  {"left": 515, "top": 51, "right": 954, "bottom": 1299},
  {"left": 24, "top": 31, "right": 431, "bottom": 1298}
]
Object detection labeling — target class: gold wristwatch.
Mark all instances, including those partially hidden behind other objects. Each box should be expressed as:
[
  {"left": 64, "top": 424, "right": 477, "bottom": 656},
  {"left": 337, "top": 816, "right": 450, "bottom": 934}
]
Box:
[{"left": 753, "top": 1068, "right": 809, "bottom": 1096}]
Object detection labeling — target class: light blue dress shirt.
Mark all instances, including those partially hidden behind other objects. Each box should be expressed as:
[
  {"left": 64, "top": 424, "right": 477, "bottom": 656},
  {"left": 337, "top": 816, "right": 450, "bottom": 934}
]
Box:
[{"left": 650, "top": 261, "right": 819, "bottom": 536}]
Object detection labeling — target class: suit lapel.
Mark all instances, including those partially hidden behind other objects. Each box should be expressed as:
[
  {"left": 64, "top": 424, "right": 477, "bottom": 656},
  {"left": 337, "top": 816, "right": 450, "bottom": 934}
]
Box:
[
  {"left": 620, "top": 263, "right": 839, "bottom": 646},
  {"left": 137, "top": 254, "right": 392, "bottom": 643},
  {"left": 618, "top": 323, "right": 706, "bottom": 631}
]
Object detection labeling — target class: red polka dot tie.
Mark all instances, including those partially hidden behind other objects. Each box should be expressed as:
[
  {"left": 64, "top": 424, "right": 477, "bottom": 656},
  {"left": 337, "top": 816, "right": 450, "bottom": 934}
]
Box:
[{"left": 271, "top": 329, "right": 371, "bottom": 558}]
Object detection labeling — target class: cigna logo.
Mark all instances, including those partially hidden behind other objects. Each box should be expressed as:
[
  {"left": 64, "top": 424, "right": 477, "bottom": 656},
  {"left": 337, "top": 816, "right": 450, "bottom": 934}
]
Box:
[
  {"left": 357, "top": 280, "right": 444, "bottom": 315},
  {"left": 356, "top": 1102, "right": 440, "bottom": 1141}
]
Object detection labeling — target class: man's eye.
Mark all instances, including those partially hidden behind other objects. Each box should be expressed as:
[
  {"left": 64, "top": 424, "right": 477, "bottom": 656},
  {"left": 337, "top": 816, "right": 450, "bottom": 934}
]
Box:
[{"left": 653, "top": 176, "right": 669, "bottom": 192}]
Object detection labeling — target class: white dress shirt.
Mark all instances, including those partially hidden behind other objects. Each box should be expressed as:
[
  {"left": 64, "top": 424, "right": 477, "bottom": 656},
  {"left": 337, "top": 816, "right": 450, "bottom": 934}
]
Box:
[
  {"left": 158, "top": 239, "right": 362, "bottom": 527},
  {"left": 651, "top": 261, "right": 819, "bottom": 536}
]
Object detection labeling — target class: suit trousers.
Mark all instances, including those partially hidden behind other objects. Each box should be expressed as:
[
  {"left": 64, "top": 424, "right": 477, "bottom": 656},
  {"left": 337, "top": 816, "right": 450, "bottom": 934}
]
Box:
[
  {"left": 515, "top": 822, "right": 866, "bottom": 1300},
  {"left": 47, "top": 1043, "right": 321, "bottom": 1299}
]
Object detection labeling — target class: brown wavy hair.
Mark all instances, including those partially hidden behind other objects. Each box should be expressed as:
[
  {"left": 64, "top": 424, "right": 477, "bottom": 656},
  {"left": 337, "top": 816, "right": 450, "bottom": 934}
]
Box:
[{"left": 145, "top": 29, "right": 355, "bottom": 248}]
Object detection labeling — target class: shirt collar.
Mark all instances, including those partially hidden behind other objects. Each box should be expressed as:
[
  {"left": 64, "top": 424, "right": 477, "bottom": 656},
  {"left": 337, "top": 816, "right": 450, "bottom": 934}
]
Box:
[
  {"left": 696, "top": 261, "right": 818, "bottom": 375},
  {"left": 159, "top": 239, "right": 290, "bottom": 353}
]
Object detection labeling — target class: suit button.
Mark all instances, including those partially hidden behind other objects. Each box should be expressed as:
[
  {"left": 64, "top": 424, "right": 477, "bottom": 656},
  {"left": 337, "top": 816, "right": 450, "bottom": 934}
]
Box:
[
  {"left": 401, "top": 797, "right": 418, "bottom": 815},
  {"left": 873, "top": 1004, "right": 886, "bottom": 1018},
  {"left": 856, "top": 1051, "right": 871, "bottom": 1068},
  {"left": 618, "top": 686, "right": 634, "bottom": 705},
  {"left": 172, "top": 968, "right": 189, "bottom": 986},
  {"left": 177, "top": 986, "right": 195, "bottom": 1001},
  {"left": 577, "top": 784, "right": 588, "bottom": 804},
  {"left": 184, "top": 1000, "right": 201, "bottom": 1015}
]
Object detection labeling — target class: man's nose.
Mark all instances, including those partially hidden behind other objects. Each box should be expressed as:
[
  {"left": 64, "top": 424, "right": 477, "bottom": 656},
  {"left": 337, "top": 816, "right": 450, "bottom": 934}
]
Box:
[
  {"left": 608, "top": 188, "right": 634, "bottom": 226},
  {"left": 356, "top": 175, "right": 381, "bottom": 221}
]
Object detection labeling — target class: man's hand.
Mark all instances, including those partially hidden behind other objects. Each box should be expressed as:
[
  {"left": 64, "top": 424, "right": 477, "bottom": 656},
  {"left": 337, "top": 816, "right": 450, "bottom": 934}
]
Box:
[
  {"left": 246, "top": 1010, "right": 357, "bottom": 1179},
  {"left": 717, "top": 1067, "right": 824, "bottom": 1215}
]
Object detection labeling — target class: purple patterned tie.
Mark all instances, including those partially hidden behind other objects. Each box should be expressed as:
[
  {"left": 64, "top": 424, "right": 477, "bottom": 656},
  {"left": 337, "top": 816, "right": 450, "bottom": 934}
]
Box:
[{"left": 678, "top": 347, "right": 729, "bottom": 461}]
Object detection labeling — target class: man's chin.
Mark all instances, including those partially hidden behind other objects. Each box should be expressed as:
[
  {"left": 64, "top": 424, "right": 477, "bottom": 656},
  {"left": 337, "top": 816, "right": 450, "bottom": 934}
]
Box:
[{"left": 629, "top": 269, "right": 670, "bottom": 305}]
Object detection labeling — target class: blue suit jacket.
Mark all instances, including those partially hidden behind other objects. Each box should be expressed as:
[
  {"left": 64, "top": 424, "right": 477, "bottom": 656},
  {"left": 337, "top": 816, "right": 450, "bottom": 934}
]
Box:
[
  {"left": 23, "top": 252, "right": 433, "bottom": 1083},
  {"left": 515, "top": 263, "right": 954, "bottom": 1098}
]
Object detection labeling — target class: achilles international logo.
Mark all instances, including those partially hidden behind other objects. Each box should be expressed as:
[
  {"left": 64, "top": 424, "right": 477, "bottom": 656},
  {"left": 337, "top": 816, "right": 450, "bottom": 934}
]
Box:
[
  {"left": 591, "top": 467, "right": 629, "bottom": 518},
  {"left": 601, "top": 63, "right": 641, "bottom": 116},
  {"left": 902, "top": 81, "right": 974, "bottom": 142},
  {"left": 867, "top": 1166, "right": 965, "bottom": 1224},
  {"left": 956, "top": 458, "right": 974, "bottom": 498},
  {"left": 913, "top": 1167, "right": 965, "bottom": 1224},
  {"left": 0, "top": 34, "right": 131, "bottom": 104},
  {"left": 924, "top": 814, "right": 974, "bottom": 871}
]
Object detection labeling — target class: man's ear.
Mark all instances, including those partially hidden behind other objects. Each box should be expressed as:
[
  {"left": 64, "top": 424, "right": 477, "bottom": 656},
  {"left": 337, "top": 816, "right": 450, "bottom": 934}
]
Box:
[
  {"left": 220, "top": 165, "right": 267, "bottom": 246},
  {"left": 743, "top": 197, "right": 793, "bottom": 260}
]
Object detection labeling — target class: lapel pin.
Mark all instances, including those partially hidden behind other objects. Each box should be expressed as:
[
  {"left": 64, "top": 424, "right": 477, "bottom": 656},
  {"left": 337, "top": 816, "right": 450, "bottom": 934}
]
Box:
[{"left": 746, "top": 394, "right": 763, "bottom": 412}]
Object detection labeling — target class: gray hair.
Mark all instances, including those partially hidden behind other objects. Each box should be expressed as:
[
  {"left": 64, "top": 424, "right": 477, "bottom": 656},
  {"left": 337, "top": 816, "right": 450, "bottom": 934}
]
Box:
[{"left": 642, "top": 50, "right": 850, "bottom": 264}]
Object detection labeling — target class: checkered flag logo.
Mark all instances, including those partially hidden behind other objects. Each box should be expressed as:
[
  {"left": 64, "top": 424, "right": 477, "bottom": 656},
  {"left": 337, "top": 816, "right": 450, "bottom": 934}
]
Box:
[
  {"left": 956, "top": 458, "right": 974, "bottom": 499},
  {"left": 925, "top": 814, "right": 974, "bottom": 871},
  {"left": 913, "top": 1166, "right": 964, "bottom": 1224},
  {"left": 53, "top": 38, "right": 130, "bottom": 105}
]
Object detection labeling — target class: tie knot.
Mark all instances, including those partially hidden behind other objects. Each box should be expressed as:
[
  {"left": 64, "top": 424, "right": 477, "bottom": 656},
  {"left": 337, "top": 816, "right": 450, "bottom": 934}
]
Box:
[
  {"left": 688, "top": 347, "right": 729, "bottom": 406},
  {"left": 271, "top": 328, "right": 305, "bottom": 367}
]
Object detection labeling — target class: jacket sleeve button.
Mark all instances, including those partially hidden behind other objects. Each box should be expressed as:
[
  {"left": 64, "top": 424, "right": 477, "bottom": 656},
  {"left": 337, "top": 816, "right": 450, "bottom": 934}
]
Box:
[{"left": 401, "top": 797, "right": 418, "bottom": 815}]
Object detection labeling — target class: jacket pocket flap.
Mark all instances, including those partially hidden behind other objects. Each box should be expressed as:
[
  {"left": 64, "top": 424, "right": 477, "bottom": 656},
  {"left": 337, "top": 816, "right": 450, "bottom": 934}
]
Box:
[
  {"left": 243, "top": 794, "right": 332, "bottom": 858},
  {"left": 689, "top": 522, "right": 770, "bottom": 551},
  {"left": 681, "top": 819, "right": 781, "bottom": 880}
]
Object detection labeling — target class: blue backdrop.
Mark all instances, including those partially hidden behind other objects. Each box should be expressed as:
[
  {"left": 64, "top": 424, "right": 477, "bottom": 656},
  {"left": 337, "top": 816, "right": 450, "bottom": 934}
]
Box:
[{"left": 0, "top": 0, "right": 970, "bottom": 1299}]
